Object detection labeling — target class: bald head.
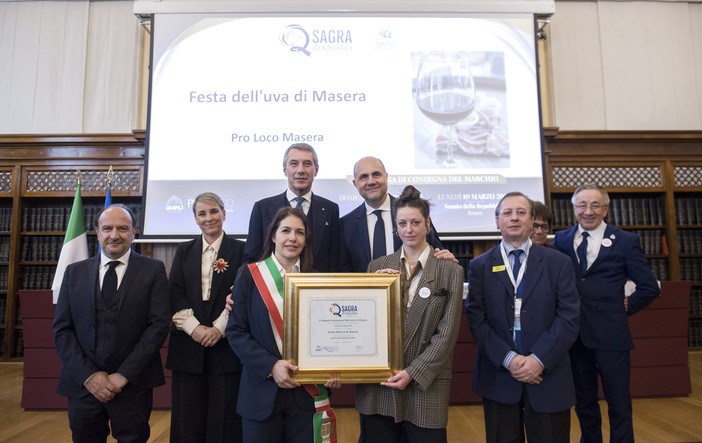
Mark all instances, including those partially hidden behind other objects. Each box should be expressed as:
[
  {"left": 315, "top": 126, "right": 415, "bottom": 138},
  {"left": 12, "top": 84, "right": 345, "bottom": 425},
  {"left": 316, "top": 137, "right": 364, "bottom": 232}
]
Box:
[{"left": 353, "top": 157, "right": 389, "bottom": 209}]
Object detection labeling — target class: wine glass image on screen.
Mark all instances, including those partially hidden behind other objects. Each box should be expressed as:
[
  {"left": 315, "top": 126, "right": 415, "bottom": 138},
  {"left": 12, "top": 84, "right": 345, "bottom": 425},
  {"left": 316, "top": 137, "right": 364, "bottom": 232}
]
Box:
[{"left": 415, "top": 52, "right": 476, "bottom": 168}]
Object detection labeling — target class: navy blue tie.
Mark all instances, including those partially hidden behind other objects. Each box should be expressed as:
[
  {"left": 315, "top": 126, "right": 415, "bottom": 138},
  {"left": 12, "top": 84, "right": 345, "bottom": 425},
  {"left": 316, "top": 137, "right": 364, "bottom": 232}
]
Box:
[
  {"left": 102, "top": 261, "right": 120, "bottom": 302},
  {"left": 372, "top": 210, "right": 386, "bottom": 260},
  {"left": 511, "top": 250, "right": 523, "bottom": 353},
  {"left": 577, "top": 232, "right": 589, "bottom": 273},
  {"left": 511, "top": 249, "right": 523, "bottom": 280},
  {"left": 294, "top": 196, "right": 305, "bottom": 211}
]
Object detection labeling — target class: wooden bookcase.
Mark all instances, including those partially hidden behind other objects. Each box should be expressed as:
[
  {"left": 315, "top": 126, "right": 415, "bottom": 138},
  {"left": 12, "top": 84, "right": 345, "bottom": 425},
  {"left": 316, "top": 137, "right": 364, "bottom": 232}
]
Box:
[
  {"left": 1, "top": 130, "right": 700, "bottom": 408},
  {"left": 543, "top": 129, "right": 702, "bottom": 349},
  {"left": 0, "top": 133, "right": 145, "bottom": 360}
]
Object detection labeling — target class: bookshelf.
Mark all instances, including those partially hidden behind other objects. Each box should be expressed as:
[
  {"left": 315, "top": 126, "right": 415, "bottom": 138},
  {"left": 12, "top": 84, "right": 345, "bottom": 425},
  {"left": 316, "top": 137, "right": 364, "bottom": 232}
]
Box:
[
  {"left": 1, "top": 130, "right": 701, "bottom": 357},
  {"left": 544, "top": 130, "right": 702, "bottom": 350},
  {"left": 0, "top": 134, "right": 145, "bottom": 360}
]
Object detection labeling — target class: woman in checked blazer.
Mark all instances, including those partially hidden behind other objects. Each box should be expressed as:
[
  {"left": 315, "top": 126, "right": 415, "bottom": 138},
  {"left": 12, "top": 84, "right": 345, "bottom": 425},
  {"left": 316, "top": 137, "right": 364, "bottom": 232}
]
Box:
[{"left": 355, "top": 185, "right": 464, "bottom": 443}]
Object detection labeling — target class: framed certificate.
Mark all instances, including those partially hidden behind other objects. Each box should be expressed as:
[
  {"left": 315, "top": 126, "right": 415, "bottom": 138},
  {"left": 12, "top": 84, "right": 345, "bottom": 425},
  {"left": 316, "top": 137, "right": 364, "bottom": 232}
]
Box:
[{"left": 283, "top": 273, "right": 403, "bottom": 383}]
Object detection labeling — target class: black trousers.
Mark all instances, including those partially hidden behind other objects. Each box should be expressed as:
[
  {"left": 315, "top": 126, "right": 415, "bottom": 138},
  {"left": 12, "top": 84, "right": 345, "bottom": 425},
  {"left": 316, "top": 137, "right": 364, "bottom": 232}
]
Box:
[
  {"left": 483, "top": 385, "right": 571, "bottom": 443},
  {"left": 242, "top": 386, "right": 315, "bottom": 443},
  {"left": 169, "top": 370, "right": 242, "bottom": 443},
  {"left": 67, "top": 384, "right": 152, "bottom": 443},
  {"left": 358, "top": 413, "right": 447, "bottom": 443}
]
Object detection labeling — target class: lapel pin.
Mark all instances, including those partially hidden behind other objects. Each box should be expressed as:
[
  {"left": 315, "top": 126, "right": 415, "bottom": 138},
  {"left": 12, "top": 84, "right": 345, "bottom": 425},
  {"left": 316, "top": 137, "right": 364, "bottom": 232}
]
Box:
[{"left": 419, "top": 287, "right": 431, "bottom": 298}]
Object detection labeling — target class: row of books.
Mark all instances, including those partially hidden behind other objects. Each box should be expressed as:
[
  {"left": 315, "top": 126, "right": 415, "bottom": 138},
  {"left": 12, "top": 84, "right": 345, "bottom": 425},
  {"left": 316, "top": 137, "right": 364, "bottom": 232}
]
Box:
[
  {"left": 443, "top": 241, "right": 474, "bottom": 256},
  {"left": 0, "top": 237, "right": 9, "bottom": 261},
  {"left": 678, "top": 230, "right": 702, "bottom": 254},
  {"left": 647, "top": 258, "right": 668, "bottom": 281},
  {"left": 0, "top": 268, "right": 7, "bottom": 291},
  {"left": 551, "top": 197, "right": 664, "bottom": 227},
  {"left": 21, "top": 203, "right": 143, "bottom": 232},
  {"left": 631, "top": 229, "right": 666, "bottom": 255},
  {"left": 680, "top": 258, "right": 702, "bottom": 282},
  {"left": 19, "top": 236, "right": 101, "bottom": 262},
  {"left": 689, "top": 319, "right": 702, "bottom": 348},
  {"left": 0, "top": 208, "right": 11, "bottom": 231},
  {"left": 21, "top": 266, "right": 56, "bottom": 290},
  {"left": 675, "top": 197, "right": 702, "bottom": 226},
  {"left": 689, "top": 288, "right": 702, "bottom": 316}
]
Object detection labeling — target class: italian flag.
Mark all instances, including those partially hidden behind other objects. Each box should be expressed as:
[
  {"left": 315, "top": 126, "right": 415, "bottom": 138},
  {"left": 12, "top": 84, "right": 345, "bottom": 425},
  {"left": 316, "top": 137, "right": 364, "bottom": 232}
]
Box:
[{"left": 51, "top": 184, "right": 89, "bottom": 303}]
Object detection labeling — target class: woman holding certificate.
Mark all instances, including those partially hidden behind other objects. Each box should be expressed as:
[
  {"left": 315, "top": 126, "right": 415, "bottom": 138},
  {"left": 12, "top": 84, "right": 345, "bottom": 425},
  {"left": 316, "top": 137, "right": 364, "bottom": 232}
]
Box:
[
  {"left": 226, "top": 207, "right": 339, "bottom": 443},
  {"left": 356, "top": 185, "right": 464, "bottom": 443}
]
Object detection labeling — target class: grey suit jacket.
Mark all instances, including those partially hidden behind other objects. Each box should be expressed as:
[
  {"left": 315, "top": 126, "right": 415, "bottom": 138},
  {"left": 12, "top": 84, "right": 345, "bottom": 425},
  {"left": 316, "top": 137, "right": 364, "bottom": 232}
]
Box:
[{"left": 355, "top": 250, "right": 464, "bottom": 429}]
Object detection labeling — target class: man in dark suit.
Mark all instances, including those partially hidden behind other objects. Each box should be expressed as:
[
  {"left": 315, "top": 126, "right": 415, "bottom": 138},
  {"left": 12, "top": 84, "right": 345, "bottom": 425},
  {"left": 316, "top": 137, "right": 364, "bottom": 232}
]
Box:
[
  {"left": 340, "top": 156, "right": 446, "bottom": 273},
  {"left": 166, "top": 192, "right": 245, "bottom": 442},
  {"left": 553, "top": 183, "right": 660, "bottom": 443},
  {"left": 466, "top": 192, "right": 580, "bottom": 443},
  {"left": 52, "top": 205, "right": 170, "bottom": 443},
  {"left": 243, "top": 143, "right": 342, "bottom": 271}
]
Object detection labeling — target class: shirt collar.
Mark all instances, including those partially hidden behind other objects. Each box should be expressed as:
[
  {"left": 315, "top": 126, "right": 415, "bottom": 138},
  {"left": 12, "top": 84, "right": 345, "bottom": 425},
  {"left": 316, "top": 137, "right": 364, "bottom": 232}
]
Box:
[
  {"left": 286, "top": 189, "right": 312, "bottom": 205},
  {"left": 202, "top": 231, "right": 224, "bottom": 253},
  {"left": 501, "top": 238, "right": 532, "bottom": 256},
  {"left": 364, "top": 194, "right": 391, "bottom": 215},
  {"left": 578, "top": 220, "right": 607, "bottom": 238},
  {"left": 400, "top": 243, "right": 432, "bottom": 269},
  {"left": 270, "top": 253, "right": 300, "bottom": 275},
  {"left": 100, "top": 249, "right": 131, "bottom": 267}
]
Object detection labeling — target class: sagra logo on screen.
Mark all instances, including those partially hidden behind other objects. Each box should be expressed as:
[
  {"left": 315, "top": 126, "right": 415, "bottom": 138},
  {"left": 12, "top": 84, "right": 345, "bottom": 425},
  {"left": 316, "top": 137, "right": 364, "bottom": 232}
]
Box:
[{"left": 280, "top": 24, "right": 353, "bottom": 56}]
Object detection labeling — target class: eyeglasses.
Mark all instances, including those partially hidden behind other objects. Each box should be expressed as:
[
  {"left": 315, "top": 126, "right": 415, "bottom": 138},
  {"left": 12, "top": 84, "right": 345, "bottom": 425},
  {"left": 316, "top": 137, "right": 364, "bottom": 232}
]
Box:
[
  {"left": 499, "top": 208, "right": 529, "bottom": 217},
  {"left": 575, "top": 202, "right": 604, "bottom": 212},
  {"left": 532, "top": 223, "right": 550, "bottom": 232}
]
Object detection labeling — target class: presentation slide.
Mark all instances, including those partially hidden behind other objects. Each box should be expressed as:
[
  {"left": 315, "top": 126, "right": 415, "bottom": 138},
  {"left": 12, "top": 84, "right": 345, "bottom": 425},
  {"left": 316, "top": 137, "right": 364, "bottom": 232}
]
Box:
[{"left": 143, "top": 13, "right": 544, "bottom": 237}]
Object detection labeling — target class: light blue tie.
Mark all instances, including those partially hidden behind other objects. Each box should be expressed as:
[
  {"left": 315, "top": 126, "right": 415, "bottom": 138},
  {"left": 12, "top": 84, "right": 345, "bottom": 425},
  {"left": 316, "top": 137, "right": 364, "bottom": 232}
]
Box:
[{"left": 294, "top": 196, "right": 305, "bottom": 211}]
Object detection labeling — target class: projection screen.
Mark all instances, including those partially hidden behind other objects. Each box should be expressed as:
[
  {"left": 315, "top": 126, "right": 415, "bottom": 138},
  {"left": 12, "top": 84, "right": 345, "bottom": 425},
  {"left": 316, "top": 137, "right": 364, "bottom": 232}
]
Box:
[{"left": 139, "top": 1, "right": 551, "bottom": 238}]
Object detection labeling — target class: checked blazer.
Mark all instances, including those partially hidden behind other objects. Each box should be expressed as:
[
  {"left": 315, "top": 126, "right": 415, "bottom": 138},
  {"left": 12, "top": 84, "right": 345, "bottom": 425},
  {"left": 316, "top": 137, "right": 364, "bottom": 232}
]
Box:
[{"left": 355, "top": 250, "right": 464, "bottom": 429}]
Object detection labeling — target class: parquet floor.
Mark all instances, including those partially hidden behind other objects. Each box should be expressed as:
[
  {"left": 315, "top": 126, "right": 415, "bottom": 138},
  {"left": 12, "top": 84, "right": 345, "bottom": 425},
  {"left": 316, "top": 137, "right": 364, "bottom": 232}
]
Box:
[{"left": 1, "top": 352, "right": 701, "bottom": 442}]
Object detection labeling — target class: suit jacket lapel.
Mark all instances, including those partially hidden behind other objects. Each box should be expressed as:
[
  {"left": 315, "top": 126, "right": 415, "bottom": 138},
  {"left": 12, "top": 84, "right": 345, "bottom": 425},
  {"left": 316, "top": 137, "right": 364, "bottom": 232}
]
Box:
[
  {"left": 403, "top": 254, "right": 437, "bottom": 352},
  {"left": 117, "top": 251, "right": 140, "bottom": 311},
  {"left": 353, "top": 204, "right": 372, "bottom": 262},
  {"left": 211, "top": 235, "right": 235, "bottom": 303},
  {"left": 182, "top": 237, "right": 207, "bottom": 318},
  {"left": 590, "top": 223, "right": 617, "bottom": 271},
  {"left": 88, "top": 256, "right": 101, "bottom": 318},
  {"left": 389, "top": 196, "right": 402, "bottom": 251},
  {"left": 522, "top": 247, "right": 545, "bottom": 303},
  {"left": 490, "top": 246, "right": 513, "bottom": 295},
  {"left": 309, "top": 194, "right": 325, "bottom": 257}
]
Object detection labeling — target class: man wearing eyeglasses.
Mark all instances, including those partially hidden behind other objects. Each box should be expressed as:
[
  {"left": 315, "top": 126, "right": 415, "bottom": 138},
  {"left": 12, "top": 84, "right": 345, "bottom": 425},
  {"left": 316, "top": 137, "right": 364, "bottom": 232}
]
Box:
[
  {"left": 553, "top": 183, "right": 660, "bottom": 443},
  {"left": 466, "top": 192, "right": 580, "bottom": 443},
  {"left": 530, "top": 201, "right": 555, "bottom": 248}
]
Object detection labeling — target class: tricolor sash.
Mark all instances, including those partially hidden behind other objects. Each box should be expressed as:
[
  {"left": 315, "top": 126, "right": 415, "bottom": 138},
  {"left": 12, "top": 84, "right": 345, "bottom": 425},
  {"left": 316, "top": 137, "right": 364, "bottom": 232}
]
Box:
[{"left": 248, "top": 258, "right": 337, "bottom": 443}]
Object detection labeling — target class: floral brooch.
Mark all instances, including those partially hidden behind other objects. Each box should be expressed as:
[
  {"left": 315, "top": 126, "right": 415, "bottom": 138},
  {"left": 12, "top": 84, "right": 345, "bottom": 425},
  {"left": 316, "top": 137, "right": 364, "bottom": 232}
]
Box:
[{"left": 212, "top": 258, "right": 229, "bottom": 274}]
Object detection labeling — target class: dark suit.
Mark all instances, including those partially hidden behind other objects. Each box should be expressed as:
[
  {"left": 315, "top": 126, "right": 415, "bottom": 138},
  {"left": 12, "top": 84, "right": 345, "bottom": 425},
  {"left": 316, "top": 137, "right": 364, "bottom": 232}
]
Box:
[
  {"left": 243, "top": 191, "right": 342, "bottom": 271},
  {"left": 52, "top": 252, "right": 170, "bottom": 442},
  {"left": 356, "top": 251, "right": 464, "bottom": 433},
  {"left": 466, "top": 243, "right": 580, "bottom": 442},
  {"left": 340, "top": 195, "right": 445, "bottom": 272},
  {"left": 165, "top": 234, "right": 245, "bottom": 442},
  {"left": 225, "top": 264, "right": 315, "bottom": 442},
  {"left": 553, "top": 223, "right": 660, "bottom": 443}
]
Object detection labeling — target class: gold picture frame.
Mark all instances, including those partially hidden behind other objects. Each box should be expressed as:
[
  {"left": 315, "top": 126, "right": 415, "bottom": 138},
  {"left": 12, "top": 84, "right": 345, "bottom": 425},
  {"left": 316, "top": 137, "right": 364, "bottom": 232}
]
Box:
[{"left": 283, "top": 273, "right": 403, "bottom": 384}]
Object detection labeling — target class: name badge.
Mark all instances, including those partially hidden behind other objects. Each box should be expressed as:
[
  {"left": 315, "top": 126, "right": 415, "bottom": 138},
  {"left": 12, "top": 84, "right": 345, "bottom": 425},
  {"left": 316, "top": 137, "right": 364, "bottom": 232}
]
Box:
[
  {"left": 419, "top": 287, "right": 431, "bottom": 298},
  {"left": 493, "top": 265, "right": 505, "bottom": 272}
]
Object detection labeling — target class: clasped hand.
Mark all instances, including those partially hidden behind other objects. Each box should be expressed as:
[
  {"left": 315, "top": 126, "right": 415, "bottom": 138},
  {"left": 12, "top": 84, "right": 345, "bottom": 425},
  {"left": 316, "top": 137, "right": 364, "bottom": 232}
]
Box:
[
  {"left": 508, "top": 355, "right": 543, "bottom": 384},
  {"left": 192, "top": 325, "right": 222, "bottom": 347},
  {"left": 84, "top": 371, "right": 128, "bottom": 403}
]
